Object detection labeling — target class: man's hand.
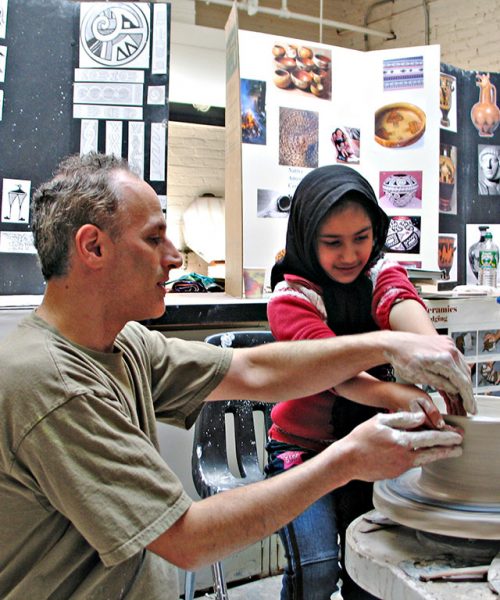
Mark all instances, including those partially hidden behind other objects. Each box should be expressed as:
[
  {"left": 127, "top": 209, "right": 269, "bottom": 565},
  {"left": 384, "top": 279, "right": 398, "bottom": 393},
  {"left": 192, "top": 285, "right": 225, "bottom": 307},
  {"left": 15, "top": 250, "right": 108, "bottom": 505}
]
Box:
[
  {"left": 384, "top": 333, "right": 476, "bottom": 414},
  {"left": 344, "top": 410, "right": 463, "bottom": 483}
]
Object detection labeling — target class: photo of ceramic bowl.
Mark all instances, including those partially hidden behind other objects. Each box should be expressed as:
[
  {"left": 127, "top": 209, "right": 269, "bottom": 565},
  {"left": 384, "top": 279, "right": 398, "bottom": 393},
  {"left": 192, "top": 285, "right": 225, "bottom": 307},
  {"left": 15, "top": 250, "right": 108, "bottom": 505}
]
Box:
[
  {"left": 310, "top": 82, "right": 325, "bottom": 97},
  {"left": 375, "top": 102, "right": 426, "bottom": 148},
  {"left": 312, "top": 68, "right": 328, "bottom": 84},
  {"left": 272, "top": 44, "right": 286, "bottom": 58},
  {"left": 275, "top": 56, "right": 296, "bottom": 72},
  {"left": 291, "top": 69, "right": 312, "bottom": 91},
  {"left": 273, "top": 69, "right": 291, "bottom": 89},
  {"left": 298, "top": 46, "right": 313, "bottom": 60},
  {"left": 296, "top": 57, "right": 315, "bottom": 71},
  {"left": 313, "top": 54, "right": 331, "bottom": 70},
  {"left": 382, "top": 173, "right": 419, "bottom": 207}
]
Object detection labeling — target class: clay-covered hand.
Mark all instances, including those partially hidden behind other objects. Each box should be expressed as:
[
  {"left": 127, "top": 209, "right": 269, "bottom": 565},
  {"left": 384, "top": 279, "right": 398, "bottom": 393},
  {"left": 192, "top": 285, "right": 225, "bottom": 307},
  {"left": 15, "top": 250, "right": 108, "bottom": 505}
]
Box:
[
  {"left": 345, "top": 410, "right": 463, "bottom": 482},
  {"left": 385, "top": 333, "right": 476, "bottom": 415},
  {"left": 387, "top": 385, "right": 445, "bottom": 429}
]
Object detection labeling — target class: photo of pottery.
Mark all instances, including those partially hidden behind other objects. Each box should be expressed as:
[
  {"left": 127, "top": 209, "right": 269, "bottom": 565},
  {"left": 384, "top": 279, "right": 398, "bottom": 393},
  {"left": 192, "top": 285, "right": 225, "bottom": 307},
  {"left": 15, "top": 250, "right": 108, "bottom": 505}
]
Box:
[
  {"left": 240, "top": 79, "right": 266, "bottom": 145},
  {"left": 440, "top": 72, "right": 457, "bottom": 131},
  {"left": 331, "top": 126, "right": 360, "bottom": 164},
  {"left": 439, "top": 143, "right": 457, "bottom": 213},
  {"left": 478, "top": 144, "right": 500, "bottom": 195},
  {"left": 478, "top": 361, "right": 500, "bottom": 387},
  {"left": 257, "top": 189, "right": 291, "bottom": 218},
  {"left": 383, "top": 56, "right": 424, "bottom": 91},
  {"left": 379, "top": 171, "right": 422, "bottom": 209},
  {"left": 374, "top": 102, "right": 426, "bottom": 148},
  {"left": 479, "top": 329, "right": 500, "bottom": 355},
  {"left": 437, "top": 233, "right": 457, "bottom": 281},
  {"left": 385, "top": 216, "right": 421, "bottom": 254},
  {"left": 278, "top": 107, "right": 318, "bottom": 168},
  {"left": 470, "top": 73, "right": 500, "bottom": 137},
  {"left": 272, "top": 42, "right": 332, "bottom": 100},
  {"left": 452, "top": 331, "right": 477, "bottom": 357}
]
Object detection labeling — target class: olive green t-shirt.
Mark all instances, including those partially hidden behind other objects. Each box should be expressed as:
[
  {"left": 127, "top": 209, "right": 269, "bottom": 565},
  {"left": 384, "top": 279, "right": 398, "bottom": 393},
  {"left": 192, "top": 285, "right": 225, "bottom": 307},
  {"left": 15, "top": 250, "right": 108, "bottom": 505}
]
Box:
[{"left": 0, "top": 314, "right": 232, "bottom": 599}]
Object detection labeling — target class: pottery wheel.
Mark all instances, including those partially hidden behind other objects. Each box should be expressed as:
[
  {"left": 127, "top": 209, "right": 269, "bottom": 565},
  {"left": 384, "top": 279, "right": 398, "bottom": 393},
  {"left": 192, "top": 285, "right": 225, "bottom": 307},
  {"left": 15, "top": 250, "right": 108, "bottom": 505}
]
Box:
[
  {"left": 374, "top": 395, "right": 500, "bottom": 540},
  {"left": 373, "top": 470, "right": 500, "bottom": 540}
]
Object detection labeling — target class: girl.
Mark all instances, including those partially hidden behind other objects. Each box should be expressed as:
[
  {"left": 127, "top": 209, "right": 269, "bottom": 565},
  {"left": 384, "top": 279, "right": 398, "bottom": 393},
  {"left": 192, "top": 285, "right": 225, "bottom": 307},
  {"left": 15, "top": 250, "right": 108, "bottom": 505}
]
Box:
[{"left": 266, "top": 164, "right": 444, "bottom": 600}]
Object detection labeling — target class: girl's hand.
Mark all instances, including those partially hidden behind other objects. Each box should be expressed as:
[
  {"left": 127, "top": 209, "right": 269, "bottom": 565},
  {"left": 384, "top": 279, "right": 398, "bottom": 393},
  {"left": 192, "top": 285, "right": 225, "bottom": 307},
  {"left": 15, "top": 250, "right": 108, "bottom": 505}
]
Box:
[{"left": 385, "top": 383, "right": 445, "bottom": 429}]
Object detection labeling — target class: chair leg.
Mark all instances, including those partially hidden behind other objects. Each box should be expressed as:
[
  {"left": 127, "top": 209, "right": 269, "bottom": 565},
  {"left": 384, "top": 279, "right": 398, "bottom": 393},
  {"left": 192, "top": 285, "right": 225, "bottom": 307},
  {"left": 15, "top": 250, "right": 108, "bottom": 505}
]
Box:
[
  {"left": 184, "top": 570, "right": 196, "bottom": 600},
  {"left": 211, "top": 561, "right": 229, "bottom": 600}
]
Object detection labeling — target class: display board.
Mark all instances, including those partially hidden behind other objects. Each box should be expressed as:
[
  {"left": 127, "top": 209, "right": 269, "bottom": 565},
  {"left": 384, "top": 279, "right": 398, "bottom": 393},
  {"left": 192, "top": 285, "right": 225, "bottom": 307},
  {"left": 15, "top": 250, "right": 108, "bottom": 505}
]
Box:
[
  {"left": 438, "top": 64, "right": 500, "bottom": 285},
  {"left": 425, "top": 297, "right": 500, "bottom": 395},
  {"left": 226, "top": 27, "right": 441, "bottom": 296},
  {"left": 0, "top": 1, "right": 170, "bottom": 295}
]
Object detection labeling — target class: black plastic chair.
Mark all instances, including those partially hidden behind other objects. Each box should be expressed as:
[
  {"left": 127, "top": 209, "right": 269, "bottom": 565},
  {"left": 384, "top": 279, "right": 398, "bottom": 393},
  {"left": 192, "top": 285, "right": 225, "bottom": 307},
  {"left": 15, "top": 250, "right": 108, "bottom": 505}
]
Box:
[{"left": 184, "top": 330, "right": 275, "bottom": 600}]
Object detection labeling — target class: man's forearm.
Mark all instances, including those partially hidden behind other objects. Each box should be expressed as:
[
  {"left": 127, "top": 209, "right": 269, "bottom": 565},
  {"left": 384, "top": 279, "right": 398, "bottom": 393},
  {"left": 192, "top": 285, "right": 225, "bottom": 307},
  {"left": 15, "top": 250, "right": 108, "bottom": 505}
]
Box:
[{"left": 208, "top": 329, "right": 396, "bottom": 402}]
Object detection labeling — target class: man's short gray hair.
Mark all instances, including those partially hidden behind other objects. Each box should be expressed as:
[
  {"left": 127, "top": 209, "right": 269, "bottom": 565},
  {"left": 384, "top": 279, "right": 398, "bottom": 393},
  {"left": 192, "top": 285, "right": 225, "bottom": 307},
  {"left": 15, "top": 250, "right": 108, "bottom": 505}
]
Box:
[{"left": 32, "top": 152, "right": 136, "bottom": 280}]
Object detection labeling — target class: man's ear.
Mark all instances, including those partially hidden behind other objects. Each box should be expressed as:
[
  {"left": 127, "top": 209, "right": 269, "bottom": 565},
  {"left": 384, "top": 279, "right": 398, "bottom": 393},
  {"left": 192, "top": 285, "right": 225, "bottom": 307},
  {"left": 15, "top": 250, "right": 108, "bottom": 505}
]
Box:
[{"left": 74, "top": 224, "right": 107, "bottom": 268}]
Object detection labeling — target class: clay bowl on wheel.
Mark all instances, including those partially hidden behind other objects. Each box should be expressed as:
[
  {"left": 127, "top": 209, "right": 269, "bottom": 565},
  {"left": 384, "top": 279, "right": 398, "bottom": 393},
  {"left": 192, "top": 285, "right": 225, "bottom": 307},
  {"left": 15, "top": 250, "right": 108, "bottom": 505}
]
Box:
[
  {"left": 291, "top": 69, "right": 312, "bottom": 91},
  {"left": 420, "top": 395, "right": 500, "bottom": 505}
]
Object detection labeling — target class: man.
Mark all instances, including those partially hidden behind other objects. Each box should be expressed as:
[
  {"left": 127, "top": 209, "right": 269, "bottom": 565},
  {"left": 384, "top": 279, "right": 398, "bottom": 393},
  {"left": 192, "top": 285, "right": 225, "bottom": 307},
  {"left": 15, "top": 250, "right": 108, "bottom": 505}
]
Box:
[
  {"left": 0, "top": 153, "right": 473, "bottom": 599},
  {"left": 478, "top": 145, "right": 500, "bottom": 195}
]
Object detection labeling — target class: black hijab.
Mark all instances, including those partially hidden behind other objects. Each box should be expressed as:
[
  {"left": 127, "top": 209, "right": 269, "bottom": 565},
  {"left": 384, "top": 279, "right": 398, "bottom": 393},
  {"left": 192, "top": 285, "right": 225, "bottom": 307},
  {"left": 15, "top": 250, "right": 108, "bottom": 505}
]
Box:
[{"left": 271, "top": 164, "right": 390, "bottom": 335}]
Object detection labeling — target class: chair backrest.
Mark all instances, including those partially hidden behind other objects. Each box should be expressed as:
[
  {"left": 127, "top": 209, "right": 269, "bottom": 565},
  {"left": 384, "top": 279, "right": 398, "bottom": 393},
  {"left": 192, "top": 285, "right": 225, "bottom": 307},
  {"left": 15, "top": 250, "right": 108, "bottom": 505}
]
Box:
[{"left": 192, "top": 331, "right": 275, "bottom": 499}]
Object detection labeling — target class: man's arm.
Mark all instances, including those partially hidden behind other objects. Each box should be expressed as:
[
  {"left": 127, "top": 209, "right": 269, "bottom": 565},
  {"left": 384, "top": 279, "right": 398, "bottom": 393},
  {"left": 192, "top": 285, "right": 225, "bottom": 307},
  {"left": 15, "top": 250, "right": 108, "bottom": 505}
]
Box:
[
  {"left": 206, "top": 329, "right": 474, "bottom": 411},
  {"left": 147, "top": 410, "right": 462, "bottom": 570}
]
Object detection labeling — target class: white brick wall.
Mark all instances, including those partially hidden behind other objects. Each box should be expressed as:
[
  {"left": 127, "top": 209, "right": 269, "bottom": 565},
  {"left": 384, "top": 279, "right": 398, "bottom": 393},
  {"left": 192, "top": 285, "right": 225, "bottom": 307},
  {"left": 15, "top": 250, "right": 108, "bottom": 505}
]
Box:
[{"left": 166, "top": 121, "right": 225, "bottom": 275}]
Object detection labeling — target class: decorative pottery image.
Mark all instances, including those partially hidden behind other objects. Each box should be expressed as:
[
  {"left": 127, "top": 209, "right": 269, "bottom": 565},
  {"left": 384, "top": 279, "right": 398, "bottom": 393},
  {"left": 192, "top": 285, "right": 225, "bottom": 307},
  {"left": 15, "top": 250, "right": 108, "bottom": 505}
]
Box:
[
  {"left": 439, "top": 144, "right": 456, "bottom": 212},
  {"left": 271, "top": 41, "right": 331, "bottom": 100},
  {"left": 290, "top": 69, "right": 312, "bottom": 91},
  {"left": 470, "top": 73, "right": 500, "bottom": 137},
  {"left": 439, "top": 73, "right": 455, "bottom": 128},
  {"left": 374, "top": 102, "right": 426, "bottom": 148},
  {"left": 385, "top": 216, "right": 421, "bottom": 253},
  {"left": 380, "top": 172, "right": 421, "bottom": 208},
  {"left": 273, "top": 69, "right": 291, "bottom": 89},
  {"left": 437, "top": 234, "right": 456, "bottom": 280}
]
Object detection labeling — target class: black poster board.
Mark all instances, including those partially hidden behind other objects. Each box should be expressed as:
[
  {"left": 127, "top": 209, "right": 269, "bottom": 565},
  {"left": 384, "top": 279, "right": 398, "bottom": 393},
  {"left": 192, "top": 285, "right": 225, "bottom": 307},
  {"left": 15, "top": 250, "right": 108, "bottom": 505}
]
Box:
[
  {"left": 439, "top": 63, "right": 500, "bottom": 284},
  {"left": 0, "top": 1, "right": 170, "bottom": 295},
  {"left": 0, "top": 0, "right": 78, "bottom": 294}
]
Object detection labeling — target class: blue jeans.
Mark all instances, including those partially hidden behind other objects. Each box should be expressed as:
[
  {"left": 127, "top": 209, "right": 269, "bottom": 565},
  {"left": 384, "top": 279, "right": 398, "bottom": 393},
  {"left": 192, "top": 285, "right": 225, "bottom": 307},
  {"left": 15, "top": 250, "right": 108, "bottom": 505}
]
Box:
[{"left": 266, "top": 441, "right": 378, "bottom": 600}]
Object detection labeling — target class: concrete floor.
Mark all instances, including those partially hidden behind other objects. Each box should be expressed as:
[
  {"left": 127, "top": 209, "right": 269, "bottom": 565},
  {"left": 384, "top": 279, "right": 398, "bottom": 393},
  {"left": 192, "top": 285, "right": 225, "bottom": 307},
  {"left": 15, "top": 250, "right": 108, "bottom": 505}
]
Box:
[{"left": 197, "top": 575, "right": 345, "bottom": 599}]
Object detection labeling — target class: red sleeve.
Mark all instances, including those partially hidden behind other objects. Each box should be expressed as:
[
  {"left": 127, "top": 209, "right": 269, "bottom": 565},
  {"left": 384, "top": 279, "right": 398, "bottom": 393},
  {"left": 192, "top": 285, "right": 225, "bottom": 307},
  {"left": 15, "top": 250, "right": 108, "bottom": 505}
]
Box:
[
  {"left": 371, "top": 261, "right": 427, "bottom": 330},
  {"left": 267, "top": 292, "right": 335, "bottom": 342}
]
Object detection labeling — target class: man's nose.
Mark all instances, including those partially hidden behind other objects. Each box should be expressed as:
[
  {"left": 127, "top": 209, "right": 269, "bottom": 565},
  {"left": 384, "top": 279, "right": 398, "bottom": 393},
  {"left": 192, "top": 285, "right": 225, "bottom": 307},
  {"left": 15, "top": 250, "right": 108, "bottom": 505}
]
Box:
[{"left": 163, "top": 239, "right": 183, "bottom": 269}]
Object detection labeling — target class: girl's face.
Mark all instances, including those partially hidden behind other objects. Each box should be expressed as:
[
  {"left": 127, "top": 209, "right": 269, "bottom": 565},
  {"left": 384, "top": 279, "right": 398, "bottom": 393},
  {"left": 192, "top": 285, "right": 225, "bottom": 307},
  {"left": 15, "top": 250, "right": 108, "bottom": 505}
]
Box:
[{"left": 316, "top": 201, "right": 374, "bottom": 284}]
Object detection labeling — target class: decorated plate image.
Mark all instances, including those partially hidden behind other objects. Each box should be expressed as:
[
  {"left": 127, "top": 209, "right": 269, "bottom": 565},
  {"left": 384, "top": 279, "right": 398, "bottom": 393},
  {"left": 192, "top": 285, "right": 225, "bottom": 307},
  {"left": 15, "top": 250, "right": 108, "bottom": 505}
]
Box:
[{"left": 374, "top": 102, "right": 426, "bottom": 148}]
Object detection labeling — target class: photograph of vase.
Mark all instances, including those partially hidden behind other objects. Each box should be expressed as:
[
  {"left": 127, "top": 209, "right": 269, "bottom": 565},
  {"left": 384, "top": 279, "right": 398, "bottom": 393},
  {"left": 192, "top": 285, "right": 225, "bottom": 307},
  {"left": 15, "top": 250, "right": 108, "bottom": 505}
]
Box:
[
  {"left": 439, "top": 144, "right": 457, "bottom": 213},
  {"left": 470, "top": 73, "right": 500, "bottom": 137},
  {"left": 380, "top": 171, "right": 421, "bottom": 209},
  {"left": 438, "top": 234, "right": 456, "bottom": 280},
  {"left": 385, "top": 216, "right": 421, "bottom": 254},
  {"left": 439, "top": 73, "right": 455, "bottom": 128}
]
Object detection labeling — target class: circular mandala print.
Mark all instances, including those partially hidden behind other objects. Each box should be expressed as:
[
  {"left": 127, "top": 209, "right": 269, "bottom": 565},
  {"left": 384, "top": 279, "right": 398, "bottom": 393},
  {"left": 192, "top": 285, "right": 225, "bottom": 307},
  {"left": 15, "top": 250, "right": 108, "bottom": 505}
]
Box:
[{"left": 81, "top": 4, "right": 149, "bottom": 67}]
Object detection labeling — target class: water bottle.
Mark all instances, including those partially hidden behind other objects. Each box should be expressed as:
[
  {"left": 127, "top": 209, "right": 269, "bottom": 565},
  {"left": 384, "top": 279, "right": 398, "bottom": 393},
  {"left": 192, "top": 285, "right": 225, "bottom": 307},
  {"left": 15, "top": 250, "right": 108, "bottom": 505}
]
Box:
[
  {"left": 469, "top": 225, "right": 489, "bottom": 280},
  {"left": 478, "top": 232, "right": 499, "bottom": 287}
]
